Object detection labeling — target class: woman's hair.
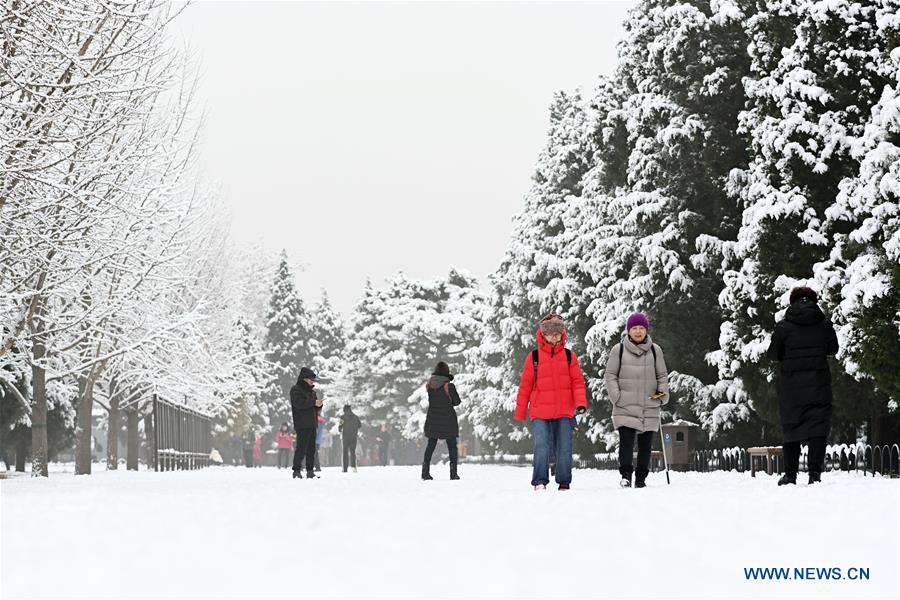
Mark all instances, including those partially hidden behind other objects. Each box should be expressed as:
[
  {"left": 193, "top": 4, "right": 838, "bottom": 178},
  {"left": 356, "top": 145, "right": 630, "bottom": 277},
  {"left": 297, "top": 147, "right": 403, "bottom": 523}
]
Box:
[
  {"left": 789, "top": 286, "right": 818, "bottom": 304},
  {"left": 434, "top": 361, "right": 451, "bottom": 378}
]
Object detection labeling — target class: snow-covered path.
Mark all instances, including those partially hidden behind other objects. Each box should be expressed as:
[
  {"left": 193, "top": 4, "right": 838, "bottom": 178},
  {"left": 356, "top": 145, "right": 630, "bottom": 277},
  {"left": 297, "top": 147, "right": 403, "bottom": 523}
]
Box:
[{"left": 2, "top": 464, "right": 897, "bottom": 599}]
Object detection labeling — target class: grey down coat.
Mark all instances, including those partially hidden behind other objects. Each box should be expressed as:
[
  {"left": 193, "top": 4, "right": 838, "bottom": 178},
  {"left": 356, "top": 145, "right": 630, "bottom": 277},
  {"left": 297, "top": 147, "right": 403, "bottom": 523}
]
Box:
[{"left": 605, "top": 336, "right": 669, "bottom": 433}]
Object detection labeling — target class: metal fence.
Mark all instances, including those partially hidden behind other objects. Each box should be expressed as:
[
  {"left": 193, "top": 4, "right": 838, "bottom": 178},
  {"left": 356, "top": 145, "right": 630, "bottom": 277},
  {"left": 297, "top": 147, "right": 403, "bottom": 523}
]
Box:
[
  {"left": 463, "top": 443, "right": 900, "bottom": 477},
  {"left": 152, "top": 396, "right": 212, "bottom": 472},
  {"left": 690, "top": 444, "right": 900, "bottom": 477}
]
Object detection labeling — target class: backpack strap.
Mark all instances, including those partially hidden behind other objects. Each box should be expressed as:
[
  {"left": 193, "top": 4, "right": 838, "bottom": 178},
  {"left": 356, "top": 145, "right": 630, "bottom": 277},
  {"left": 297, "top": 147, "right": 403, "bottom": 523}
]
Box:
[
  {"left": 616, "top": 340, "right": 659, "bottom": 377},
  {"left": 532, "top": 348, "right": 573, "bottom": 389},
  {"left": 534, "top": 348, "right": 571, "bottom": 374}
]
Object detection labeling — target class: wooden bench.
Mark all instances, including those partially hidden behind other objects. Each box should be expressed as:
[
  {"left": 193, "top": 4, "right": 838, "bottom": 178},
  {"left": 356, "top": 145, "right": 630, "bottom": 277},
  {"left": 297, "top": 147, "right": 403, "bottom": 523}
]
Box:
[{"left": 748, "top": 446, "right": 783, "bottom": 476}]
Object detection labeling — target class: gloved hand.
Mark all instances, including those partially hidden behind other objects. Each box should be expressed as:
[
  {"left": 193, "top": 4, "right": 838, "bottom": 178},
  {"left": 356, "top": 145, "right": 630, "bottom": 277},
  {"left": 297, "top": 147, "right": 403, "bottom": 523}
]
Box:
[{"left": 576, "top": 406, "right": 586, "bottom": 415}]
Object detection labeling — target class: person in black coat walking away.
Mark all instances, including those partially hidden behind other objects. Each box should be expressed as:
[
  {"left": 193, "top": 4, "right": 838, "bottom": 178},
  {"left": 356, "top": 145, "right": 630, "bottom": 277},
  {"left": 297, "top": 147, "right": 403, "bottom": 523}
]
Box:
[
  {"left": 290, "top": 367, "right": 323, "bottom": 479},
  {"left": 422, "top": 361, "right": 462, "bottom": 481},
  {"left": 768, "top": 287, "right": 839, "bottom": 486},
  {"left": 340, "top": 405, "right": 362, "bottom": 473}
]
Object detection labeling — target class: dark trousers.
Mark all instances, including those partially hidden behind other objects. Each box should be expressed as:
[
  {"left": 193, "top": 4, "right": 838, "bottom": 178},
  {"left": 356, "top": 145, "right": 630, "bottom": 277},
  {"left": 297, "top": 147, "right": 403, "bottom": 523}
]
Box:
[
  {"left": 343, "top": 435, "right": 358, "bottom": 471},
  {"left": 618, "top": 426, "right": 653, "bottom": 478},
  {"left": 424, "top": 437, "right": 458, "bottom": 465},
  {"left": 277, "top": 448, "right": 291, "bottom": 469},
  {"left": 314, "top": 444, "right": 321, "bottom": 471},
  {"left": 378, "top": 443, "right": 389, "bottom": 466},
  {"left": 243, "top": 449, "right": 253, "bottom": 468},
  {"left": 783, "top": 436, "right": 827, "bottom": 476},
  {"left": 293, "top": 429, "right": 317, "bottom": 473}
]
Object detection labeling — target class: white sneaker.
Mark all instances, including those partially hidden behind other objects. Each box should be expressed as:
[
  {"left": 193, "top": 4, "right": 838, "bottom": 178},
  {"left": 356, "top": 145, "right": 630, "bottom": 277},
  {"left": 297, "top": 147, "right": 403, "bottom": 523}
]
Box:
[
  {"left": 533, "top": 484, "right": 547, "bottom": 491},
  {"left": 352, "top": 467, "right": 358, "bottom": 473}
]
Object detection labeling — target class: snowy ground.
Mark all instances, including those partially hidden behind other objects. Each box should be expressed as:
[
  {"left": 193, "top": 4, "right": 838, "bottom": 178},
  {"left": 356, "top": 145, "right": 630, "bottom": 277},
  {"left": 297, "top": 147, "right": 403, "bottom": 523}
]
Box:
[{"left": 2, "top": 464, "right": 898, "bottom": 599}]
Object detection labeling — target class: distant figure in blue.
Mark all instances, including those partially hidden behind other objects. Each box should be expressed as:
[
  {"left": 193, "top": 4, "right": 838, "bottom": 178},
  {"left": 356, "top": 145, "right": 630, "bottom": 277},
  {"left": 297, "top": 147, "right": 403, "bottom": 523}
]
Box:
[{"left": 314, "top": 415, "right": 325, "bottom": 472}]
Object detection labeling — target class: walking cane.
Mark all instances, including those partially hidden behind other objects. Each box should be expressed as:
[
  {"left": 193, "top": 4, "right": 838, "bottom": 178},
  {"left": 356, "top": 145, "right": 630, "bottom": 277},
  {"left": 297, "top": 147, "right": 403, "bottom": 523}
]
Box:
[{"left": 654, "top": 396, "right": 671, "bottom": 485}]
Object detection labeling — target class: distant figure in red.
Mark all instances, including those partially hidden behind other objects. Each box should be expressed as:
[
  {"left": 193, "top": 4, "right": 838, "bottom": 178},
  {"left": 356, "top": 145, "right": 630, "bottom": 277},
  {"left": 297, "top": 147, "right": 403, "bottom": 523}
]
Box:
[
  {"left": 275, "top": 422, "right": 293, "bottom": 469},
  {"left": 253, "top": 435, "right": 263, "bottom": 468}
]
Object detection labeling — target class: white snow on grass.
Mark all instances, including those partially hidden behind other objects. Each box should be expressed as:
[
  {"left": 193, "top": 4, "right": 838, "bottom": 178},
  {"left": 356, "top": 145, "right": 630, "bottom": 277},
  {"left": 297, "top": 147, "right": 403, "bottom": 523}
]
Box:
[{"left": 1, "top": 465, "right": 897, "bottom": 599}]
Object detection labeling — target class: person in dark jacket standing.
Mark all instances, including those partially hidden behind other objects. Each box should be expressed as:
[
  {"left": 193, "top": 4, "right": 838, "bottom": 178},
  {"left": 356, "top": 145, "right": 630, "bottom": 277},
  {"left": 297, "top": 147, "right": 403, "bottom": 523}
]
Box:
[
  {"left": 290, "top": 367, "right": 322, "bottom": 479},
  {"left": 376, "top": 424, "right": 391, "bottom": 467},
  {"left": 768, "top": 287, "right": 839, "bottom": 486},
  {"left": 340, "top": 405, "right": 362, "bottom": 473},
  {"left": 242, "top": 431, "right": 255, "bottom": 468},
  {"left": 422, "top": 361, "right": 462, "bottom": 481}
]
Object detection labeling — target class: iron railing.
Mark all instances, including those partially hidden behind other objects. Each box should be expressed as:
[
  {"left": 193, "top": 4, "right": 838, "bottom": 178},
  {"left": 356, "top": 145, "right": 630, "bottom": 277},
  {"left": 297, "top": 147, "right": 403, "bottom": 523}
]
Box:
[
  {"left": 152, "top": 395, "right": 212, "bottom": 472},
  {"left": 463, "top": 443, "right": 900, "bottom": 477}
]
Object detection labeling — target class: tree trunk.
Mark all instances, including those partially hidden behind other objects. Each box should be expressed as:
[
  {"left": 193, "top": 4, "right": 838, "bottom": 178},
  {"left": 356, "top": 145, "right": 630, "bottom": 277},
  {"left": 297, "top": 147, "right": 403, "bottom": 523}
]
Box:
[
  {"left": 30, "top": 329, "right": 48, "bottom": 477},
  {"left": 74, "top": 373, "right": 95, "bottom": 475},
  {"left": 126, "top": 409, "right": 139, "bottom": 471},
  {"left": 106, "top": 391, "right": 119, "bottom": 470},
  {"left": 143, "top": 413, "right": 156, "bottom": 471},
  {"left": 14, "top": 432, "right": 26, "bottom": 472}
]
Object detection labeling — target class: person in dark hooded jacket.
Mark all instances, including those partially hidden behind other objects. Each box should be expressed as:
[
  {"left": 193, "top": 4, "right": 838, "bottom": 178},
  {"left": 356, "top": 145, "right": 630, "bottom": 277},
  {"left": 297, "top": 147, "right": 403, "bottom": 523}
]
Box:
[
  {"left": 290, "top": 367, "right": 322, "bottom": 479},
  {"left": 339, "top": 405, "right": 362, "bottom": 473},
  {"left": 422, "top": 361, "right": 462, "bottom": 481},
  {"left": 768, "top": 287, "right": 839, "bottom": 485}
]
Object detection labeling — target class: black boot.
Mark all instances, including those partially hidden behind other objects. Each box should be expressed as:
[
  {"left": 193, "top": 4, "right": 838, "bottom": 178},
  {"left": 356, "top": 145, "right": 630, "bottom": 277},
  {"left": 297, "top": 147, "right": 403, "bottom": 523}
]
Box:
[
  {"left": 292, "top": 469, "right": 303, "bottom": 479},
  {"left": 808, "top": 471, "right": 821, "bottom": 485},
  {"left": 635, "top": 468, "right": 648, "bottom": 488},
  {"left": 450, "top": 463, "right": 460, "bottom": 480},
  {"left": 778, "top": 473, "right": 797, "bottom": 486},
  {"left": 619, "top": 467, "right": 633, "bottom": 488},
  {"left": 421, "top": 461, "right": 433, "bottom": 481}
]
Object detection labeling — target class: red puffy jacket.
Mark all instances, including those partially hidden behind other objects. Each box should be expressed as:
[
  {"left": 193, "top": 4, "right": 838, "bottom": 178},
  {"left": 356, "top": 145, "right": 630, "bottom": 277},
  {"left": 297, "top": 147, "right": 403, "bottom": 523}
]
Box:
[{"left": 514, "top": 329, "right": 588, "bottom": 420}]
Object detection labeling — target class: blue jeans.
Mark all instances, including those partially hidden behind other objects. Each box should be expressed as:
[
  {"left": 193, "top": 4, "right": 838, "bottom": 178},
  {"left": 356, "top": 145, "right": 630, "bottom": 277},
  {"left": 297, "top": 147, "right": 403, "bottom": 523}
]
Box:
[{"left": 532, "top": 418, "right": 574, "bottom": 485}]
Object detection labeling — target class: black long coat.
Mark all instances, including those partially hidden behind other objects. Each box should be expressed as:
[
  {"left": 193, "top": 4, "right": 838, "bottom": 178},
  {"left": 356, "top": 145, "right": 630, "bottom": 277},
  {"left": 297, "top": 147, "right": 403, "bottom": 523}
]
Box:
[
  {"left": 423, "top": 375, "right": 461, "bottom": 440},
  {"left": 290, "top": 379, "right": 320, "bottom": 430},
  {"left": 767, "top": 300, "right": 839, "bottom": 442}
]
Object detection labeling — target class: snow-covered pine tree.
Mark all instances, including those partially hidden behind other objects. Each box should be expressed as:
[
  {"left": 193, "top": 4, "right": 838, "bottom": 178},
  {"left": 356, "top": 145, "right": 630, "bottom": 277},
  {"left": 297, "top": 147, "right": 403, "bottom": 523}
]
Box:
[
  {"left": 585, "top": 0, "right": 755, "bottom": 445},
  {"left": 716, "top": 0, "right": 893, "bottom": 442},
  {"left": 814, "top": 16, "right": 900, "bottom": 441},
  {"left": 261, "top": 252, "right": 313, "bottom": 430},
  {"left": 212, "top": 316, "right": 272, "bottom": 451},
  {"left": 340, "top": 270, "right": 488, "bottom": 453},
  {"left": 308, "top": 290, "right": 346, "bottom": 379},
  {"left": 474, "top": 89, "right": 600, "bottom": 453}
]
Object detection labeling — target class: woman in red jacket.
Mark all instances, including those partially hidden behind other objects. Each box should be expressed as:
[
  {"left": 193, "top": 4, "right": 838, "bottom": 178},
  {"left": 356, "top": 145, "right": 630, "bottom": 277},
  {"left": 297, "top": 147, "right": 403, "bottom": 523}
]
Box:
[
  {"left": 275, "top": 422, "right": 293, "bottom": 469},
  {"left": 253, "top": 434, "right": 263, "bottom": 468},
  {"left": 515, "top": 314, "right": 588, "bottom": 490}
]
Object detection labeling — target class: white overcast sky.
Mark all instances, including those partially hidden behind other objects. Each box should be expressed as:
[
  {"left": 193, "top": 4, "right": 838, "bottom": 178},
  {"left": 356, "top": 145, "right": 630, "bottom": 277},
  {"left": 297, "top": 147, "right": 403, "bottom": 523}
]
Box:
[{"left": 171, "top": 1, "right": 636, "bottom": 315}]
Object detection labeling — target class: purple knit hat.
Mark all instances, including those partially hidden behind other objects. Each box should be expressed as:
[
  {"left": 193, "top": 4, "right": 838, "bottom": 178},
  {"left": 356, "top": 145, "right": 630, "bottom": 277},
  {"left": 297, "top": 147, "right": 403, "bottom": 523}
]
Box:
[{"left": 626, "top": 312, "right": 650, "bottom": 331}]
